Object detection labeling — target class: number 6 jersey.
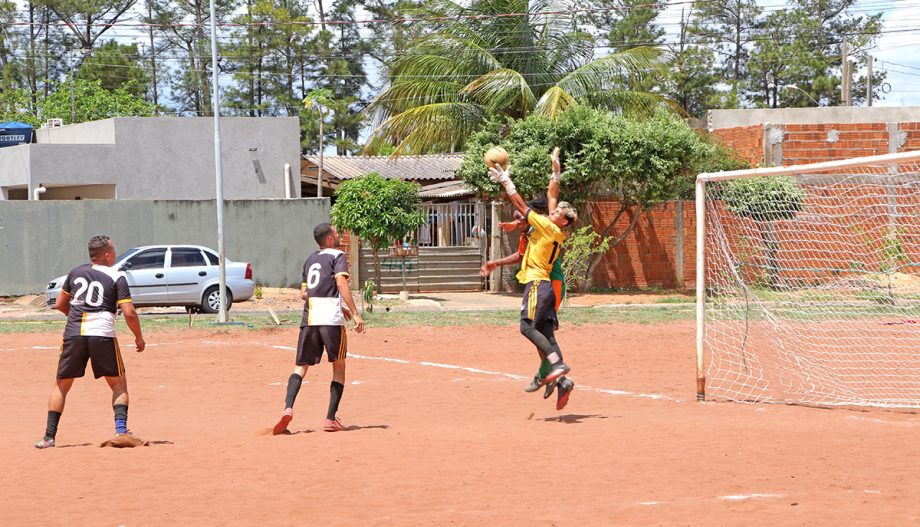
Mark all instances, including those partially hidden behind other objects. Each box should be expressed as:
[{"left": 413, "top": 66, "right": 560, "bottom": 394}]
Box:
[
  {"left": 300, "top": 248, "right": 350, "bottom": 327},
  {"left": 61, "top": 264, "right": 133, "bottom": 338}
]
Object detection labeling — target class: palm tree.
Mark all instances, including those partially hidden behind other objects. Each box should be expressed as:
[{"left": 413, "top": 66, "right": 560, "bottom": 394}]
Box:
[{"left": 364, "top": 0, "right": 669, "bottom": 155}]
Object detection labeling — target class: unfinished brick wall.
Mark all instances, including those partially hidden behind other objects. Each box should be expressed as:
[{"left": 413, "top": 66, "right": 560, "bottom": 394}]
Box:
[
  {"left": 590, "top": 201, "right": 695, "bottom": 289},
  {"left": 782, "top": 123, "right": 890, "bottom": 164},
  {"left": 712, "top": 124, "right": 763, "bottom": 166}
]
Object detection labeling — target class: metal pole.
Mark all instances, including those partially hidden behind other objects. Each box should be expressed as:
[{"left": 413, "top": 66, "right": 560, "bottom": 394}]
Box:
[
  {"left": 209, "top": 0, "right": 228, "bottom": 323},
  {"left": 317, "top": 115, "right": 324, "bottom": 198},
  {"left": 841, "top": 40, "right": 850, "bottom": 107},
  {"left": 695, "top": 179, "right": 706, "bottom": 401},
  {"left": 69, "top": 51, "right": 75, "bottom": 123},
  {"left": 489, "top": 201, "right": 501, "bottom": 292},
  {"left": 867, "top": 54, "right": 873, "bottom": 107}
]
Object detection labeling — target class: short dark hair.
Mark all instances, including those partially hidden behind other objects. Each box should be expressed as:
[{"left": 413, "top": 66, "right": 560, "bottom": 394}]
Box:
[
  {"left": 88, "top": 235, "right": 113, "bottom": 260},
  {"left": 313, "top": 223, "right": 335, "bottom": 246},
  {"left": 526, "top": 195, "right": 549, "bottom": 215}
]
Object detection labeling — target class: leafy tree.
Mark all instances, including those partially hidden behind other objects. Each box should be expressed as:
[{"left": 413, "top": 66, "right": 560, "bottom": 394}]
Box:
[
  {"left": 44, "top": 0, "right": 137, "bottom": 50},
  {"left": 364, "top": 0, "right": 666, "bottom": 155},
  {"left": 663, "top": 7, "right": 720, "bottom": 117},
  {"left": 561, "top": 226, "right": 611, "bottom": 293},
  {"left": 153, "top": 0, "right": 238, "bottom": 115},
  {"left": 330, "top": 173, "right": 425, "bottom": 292},
  {"left": 77, "top": 41, "right": 149, "bottom": 97},
  {"left": 690, "top": 0, "right": 762, "bottom": 108},
  {"left": 459, "top": 106, "right": 739, "bottom": 284},
  {"left": 606, "top": 0, "right": 665, "bottom": 52},
  {"left": 719, "top": 176, "right": 805, "bottom": 287},
  {"left": 40, "top": 78, "right": 154, "bottom": 123},
  {"left": 0, "top": 88, "right": 43, "bottom": 126},
  {"left": 743, "top": 1, "right": 884, "bottom": 107}
]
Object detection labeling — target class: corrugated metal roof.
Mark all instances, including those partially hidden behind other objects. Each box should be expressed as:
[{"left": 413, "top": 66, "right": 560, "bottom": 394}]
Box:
[
  {"left": 303, "top": 154, "right": 464, "bottom": 181},
  {"left": 418, "top": 180, "right": 475, "bottom": 199}
]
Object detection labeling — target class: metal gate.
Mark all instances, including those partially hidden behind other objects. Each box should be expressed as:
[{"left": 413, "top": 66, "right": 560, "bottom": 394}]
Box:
[{"left": 358, "top": 202, "right": 486, "bottom": 292}]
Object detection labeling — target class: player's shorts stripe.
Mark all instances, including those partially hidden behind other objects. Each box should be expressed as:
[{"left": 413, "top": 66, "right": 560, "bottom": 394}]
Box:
[
  {"left": 117, "top": 298, "right": 133, "bottom": 305},
  {"left": 80, "top": 312, "right": 87, "bottom": 336},
  {"left": 528, "top": 283, "right": 538, "bottom": 320},
  {"left": 340, "top": 326, "right": 347, "bottom": 359}
]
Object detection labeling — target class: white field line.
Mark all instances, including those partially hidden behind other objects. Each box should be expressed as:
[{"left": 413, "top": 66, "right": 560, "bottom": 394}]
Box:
[
  {"left": 266, "top": 344, "right": 672, "bottom": 402},
  {"left": 719, "top": 493, "right": 784, "bottom": 501}
]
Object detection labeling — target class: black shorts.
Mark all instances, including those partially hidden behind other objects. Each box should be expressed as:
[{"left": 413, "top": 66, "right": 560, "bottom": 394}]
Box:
[
  {"left": 521, "top": 280, "right": 558, "bottom": 326},
  {"left": 57, "top": 336, "right": 125, "bottom": 379},
  {"left": 296, "top": 325, "right": 347, "bottom": 366}
]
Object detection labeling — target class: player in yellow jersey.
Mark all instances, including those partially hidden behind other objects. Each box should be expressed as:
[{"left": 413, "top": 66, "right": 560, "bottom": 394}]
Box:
[{"left": 489, "top": 149, "right": 578, "bottom": 410}]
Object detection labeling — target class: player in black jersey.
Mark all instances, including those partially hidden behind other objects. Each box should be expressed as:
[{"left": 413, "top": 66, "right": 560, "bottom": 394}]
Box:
[
  {"left": 35, "top": 236, "right": 146, "bottom": 449},
  {"left": 272, "top": 223, "right": 365, "bottom": 434}
]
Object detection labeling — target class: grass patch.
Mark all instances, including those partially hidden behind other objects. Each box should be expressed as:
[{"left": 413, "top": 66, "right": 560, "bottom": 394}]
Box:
[
  {"left": 654, "top": 296, "right": 695, "bottom": 304},
  {"left": 0, "top": 305, "right": 698, "bottom": 334}
]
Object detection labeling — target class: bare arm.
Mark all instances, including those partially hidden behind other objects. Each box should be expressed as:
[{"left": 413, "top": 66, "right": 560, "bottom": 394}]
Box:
[
  {"left": 336, "top": 275, "right": 365, "bottom": 333},
  {"left": 300, "top": 283, "right": 307, "bottom": 301},
  {"left": 55, "top": 290, "right": 71, "bottom": 316},
  {"left": 548, "top": 147, "right": 560, "bottom": 212},
  {"left": 480, "top": 251, "right": 524, "bottom": 277},
  {"left": 490, "top": 162, "right": 529, "bottom": 217},
  {"left": 119, "top": 302, "right": 146, "bottom": 352}
]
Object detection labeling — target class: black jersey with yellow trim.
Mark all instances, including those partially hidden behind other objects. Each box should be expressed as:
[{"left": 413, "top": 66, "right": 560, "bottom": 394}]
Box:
[
  {"left": 300, "top": 249, "right": 349, "bottom": 327},
  {"left": 61, "top": 264, "right": 132, "bottom": 338}
]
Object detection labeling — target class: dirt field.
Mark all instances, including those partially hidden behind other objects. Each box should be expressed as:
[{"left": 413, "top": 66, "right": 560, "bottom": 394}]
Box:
[{"left": 2, "top": 321, "right": 919, "bottom": 526}]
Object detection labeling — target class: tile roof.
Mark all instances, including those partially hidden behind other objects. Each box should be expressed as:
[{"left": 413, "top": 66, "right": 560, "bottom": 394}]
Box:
[
  {"left": 303, "top": 154, "right": 464, "bottom": 181},
  {"left": 418, "top": 180, "right": 475, "bottom": 199}
]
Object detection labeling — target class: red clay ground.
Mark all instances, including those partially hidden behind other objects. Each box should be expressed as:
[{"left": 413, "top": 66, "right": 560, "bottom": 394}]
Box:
[{"left": 1, "top": 321, "right": 918, "bottom": 526}]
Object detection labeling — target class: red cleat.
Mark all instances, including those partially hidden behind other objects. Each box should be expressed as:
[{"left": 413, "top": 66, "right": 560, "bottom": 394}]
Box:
[
  {"left": 272, "top": 408, "right": 293, "bottom": 435},
  {"left": 556, "top": 378, "right": 574, "bottom": 411},
  {"left": 323, "top": 417, "right": 344, "bottom": 432}
]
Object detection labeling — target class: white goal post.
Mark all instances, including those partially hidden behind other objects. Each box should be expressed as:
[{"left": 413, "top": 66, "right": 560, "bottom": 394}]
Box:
[{"left": 696, "top": 150, "right": 920, "bottom": 408}]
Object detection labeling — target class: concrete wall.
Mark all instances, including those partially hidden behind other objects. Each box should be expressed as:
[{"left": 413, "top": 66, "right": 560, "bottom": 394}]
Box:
[
  {"left": 709, "top": 107, "right": 920, "bottom": 129},
  {"left": 0, "top": 117, "right": 302, "bottom": 200},
  {"left": 0, "top": 198, "right": 330, "bottom": 295}
]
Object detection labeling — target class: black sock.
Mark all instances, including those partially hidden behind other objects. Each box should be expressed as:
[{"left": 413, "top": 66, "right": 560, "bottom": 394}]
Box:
[
  {"left": 327, "top": 381, "right": 344, "bottom": 420},
  {"left": 45, "top": 411, "right": 62, "bottom": 440},
  {"left": 285, "top": 373, "right": 303, "bottom": 409},
  {"left": 113, "top": 404, "right": 128, "bottom": 434}
]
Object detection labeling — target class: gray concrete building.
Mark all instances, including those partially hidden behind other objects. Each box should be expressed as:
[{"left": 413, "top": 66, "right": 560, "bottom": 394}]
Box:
[{"left": 0, "top": 117, "right": 301, "bottom": 200}]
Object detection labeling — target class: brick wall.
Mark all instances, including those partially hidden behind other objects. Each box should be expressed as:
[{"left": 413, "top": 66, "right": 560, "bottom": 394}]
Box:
[
  {"left": 715, "top": 121, "right": 920, "bottom": 166},
  {"left": 590, "top": 200, "right": 695, "bottom": 289},
  {"left": 712, "top": 124, "right": 763, "bottom": 166},
  {"left": 782, "top": 123, "right": 890, "bottom": 164}
]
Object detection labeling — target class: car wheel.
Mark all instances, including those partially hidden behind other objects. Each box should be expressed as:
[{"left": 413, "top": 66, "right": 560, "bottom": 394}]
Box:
[{"left": 201, "top": 285, "right": 233, "bottom": 314}]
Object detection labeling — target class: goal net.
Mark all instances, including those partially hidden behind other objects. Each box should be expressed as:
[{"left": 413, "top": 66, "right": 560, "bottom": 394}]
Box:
[{"left": 696, "top": 150, "right": 920, "bottom": 408}]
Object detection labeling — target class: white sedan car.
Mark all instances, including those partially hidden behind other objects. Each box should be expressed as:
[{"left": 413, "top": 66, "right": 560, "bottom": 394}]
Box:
[{"left": 45, "top": 245, "right": 255, "bottom": 314}]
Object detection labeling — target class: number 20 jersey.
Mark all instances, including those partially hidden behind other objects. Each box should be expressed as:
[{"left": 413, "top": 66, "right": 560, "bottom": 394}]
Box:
[
  {"left": 300, "top": 248, "right": 350, "bottom": 327},
  {"left": 61, "top": 264, "right": 133, "bottom": 338}
]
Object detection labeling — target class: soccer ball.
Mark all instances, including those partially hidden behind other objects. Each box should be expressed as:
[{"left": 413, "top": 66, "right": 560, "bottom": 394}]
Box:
[{"left": 484, "top": 146, "right": 509, "bottom": 170}]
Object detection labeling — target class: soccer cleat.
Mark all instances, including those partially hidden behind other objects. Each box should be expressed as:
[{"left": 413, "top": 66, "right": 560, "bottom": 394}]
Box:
[
  {"left": 272, "top": 408, "right": 294, "bottom": 435},
  {"left": 115, "top": 430, "right": 133, "bottom": 437},
  {"left": 523, "top": 376, "right": 544, "bottom": 393},
  {"left": 543, "top": 378, "right": 558, "bottom": 399},
  {"left": 555, "top": 378, "right": 574, "bottom": 411},
  {"left": 323, "top": 417, "right": 344, "bottom": 432},
  {"left": 34, "top": 437, "right": 55, "bottom": 449},
  {"left": 543, "top": 363, "right": 570, "bottom": 384}
]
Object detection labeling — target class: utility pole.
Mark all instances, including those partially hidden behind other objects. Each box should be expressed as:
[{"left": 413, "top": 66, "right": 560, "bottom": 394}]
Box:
[
  {"left": 317, "top": 115, "right": 324, "bottom": 198},
  {"left": 867, "top": 54, "right": 873, "bottom": 107},
  {"left": 841, "top": 40, "right": 851, "bottom": 106},
  {"left": 68, "top": 51, "right": 75, "bottom": 123}
]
